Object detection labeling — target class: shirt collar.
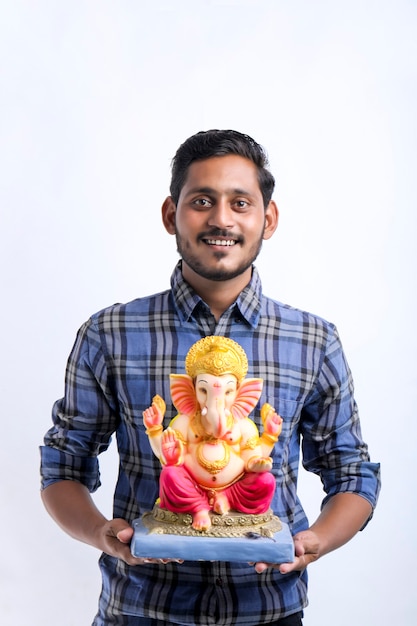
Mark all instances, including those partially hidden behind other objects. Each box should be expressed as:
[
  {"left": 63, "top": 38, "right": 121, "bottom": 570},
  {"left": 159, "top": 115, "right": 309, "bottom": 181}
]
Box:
[{"left": 170, "top": 261, "right": 263, "bottom": 328}]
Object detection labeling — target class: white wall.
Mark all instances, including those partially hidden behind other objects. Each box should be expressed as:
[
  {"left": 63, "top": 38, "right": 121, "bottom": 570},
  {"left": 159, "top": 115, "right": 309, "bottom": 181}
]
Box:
[{"left": 1, "top": 1, "right": 415, "bottom": 624}]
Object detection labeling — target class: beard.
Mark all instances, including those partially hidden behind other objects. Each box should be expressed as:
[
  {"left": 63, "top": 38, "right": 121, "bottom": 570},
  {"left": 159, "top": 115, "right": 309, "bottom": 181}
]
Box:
[{"left": 175, "top": 230, "right": 264, "bottom": 282}]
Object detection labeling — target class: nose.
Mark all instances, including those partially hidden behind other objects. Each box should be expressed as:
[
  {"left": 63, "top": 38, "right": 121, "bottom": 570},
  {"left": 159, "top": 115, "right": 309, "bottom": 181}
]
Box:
[{"left": 207, "top": 198, "right": 235, "bottom": 230}]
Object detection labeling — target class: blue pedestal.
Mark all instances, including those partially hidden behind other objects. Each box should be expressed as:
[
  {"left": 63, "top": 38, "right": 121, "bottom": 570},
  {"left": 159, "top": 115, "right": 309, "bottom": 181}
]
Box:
[{"left": 131, "top": 515, "right": 294, "bottom": 563}]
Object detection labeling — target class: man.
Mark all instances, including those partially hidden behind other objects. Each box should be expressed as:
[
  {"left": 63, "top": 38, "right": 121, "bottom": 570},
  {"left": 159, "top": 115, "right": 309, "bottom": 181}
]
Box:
[{"left": 40, "top": 130, "right": 381, "bottom": 626}]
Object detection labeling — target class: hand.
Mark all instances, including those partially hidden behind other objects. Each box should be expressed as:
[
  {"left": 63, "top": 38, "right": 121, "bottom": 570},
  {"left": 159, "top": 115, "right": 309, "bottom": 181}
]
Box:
[
  {"left": 97, "top": 518, "right": 147, "bottom": 565},
  {"left": 143, "top": 395, "right": 166, "bottom": 430},
  {"left": 246, "top": 456, "right": 273, "bottom": 473},
  {"left": 41, "top": 481, "right": 183, "bottom": 567},
  {"left": 161, "top": 427, "right": 183, "bottom": 465},
  {"left": 254, "top": 529, "right": 320, "bottom": 574},
  {"left": 97, "top": 518, "right": 183, "bottom": 566},
  {"left": 262, "top": 405, "right": 283, "bottom": 439},
  {"left": 254, "top": 493, "right": 373, "bottom": 575}
]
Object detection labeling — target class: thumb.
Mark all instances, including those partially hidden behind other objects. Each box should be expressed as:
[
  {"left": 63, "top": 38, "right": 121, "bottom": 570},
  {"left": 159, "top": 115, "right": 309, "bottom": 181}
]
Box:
[
  {"left": 113, "top": 520, "right": 134, "bottom": 544},
  {"left": 293, "top": 535, "right": 307, "bottom": 557}
]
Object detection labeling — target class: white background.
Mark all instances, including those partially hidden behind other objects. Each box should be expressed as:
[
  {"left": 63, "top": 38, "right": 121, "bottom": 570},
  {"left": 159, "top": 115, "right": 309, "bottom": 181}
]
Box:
[{"left": 1, "top": 1, "right": 416, "bottom": 624}]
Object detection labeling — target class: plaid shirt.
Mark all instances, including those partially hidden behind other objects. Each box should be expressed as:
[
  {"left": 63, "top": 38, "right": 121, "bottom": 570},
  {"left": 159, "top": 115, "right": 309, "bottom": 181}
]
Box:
[{"left": 40, "top": 263, "right": 380, "bottom": 626}]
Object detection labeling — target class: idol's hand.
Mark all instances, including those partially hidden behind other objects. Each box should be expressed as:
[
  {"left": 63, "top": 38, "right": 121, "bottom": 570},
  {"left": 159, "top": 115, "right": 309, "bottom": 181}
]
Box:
[
  {"left": 261, "top": 404, "right": 283, "bottom": 439},
  {"left": 246, "top": 455, "right": 273, "bottom": 473},
  {"left": 143, "top": 395, "right": 166, "bottom": 430},
  {"left": 161, "top": 427, "right": 184, "bottom": 465}
]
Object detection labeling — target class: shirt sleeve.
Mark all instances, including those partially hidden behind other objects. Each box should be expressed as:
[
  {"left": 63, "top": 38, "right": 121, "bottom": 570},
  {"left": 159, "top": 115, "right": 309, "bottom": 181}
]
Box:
[
  {"left": 300, "top": 324, "right": 381, "bottom": 515},
  {"left": 40, "top": 317, "right": 119, "bottom": 492}
]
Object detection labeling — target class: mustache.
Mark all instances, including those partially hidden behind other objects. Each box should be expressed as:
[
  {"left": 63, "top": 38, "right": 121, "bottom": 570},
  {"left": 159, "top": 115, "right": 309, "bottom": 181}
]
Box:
[{"left": 198, "top": 229, "right": 243, "bottom": 242}]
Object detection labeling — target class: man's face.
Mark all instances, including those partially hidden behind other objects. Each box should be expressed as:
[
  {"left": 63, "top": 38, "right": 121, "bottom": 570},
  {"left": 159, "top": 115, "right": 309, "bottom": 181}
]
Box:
[{"left": 166, "top": 155, "right": 277, "bottom": 282}]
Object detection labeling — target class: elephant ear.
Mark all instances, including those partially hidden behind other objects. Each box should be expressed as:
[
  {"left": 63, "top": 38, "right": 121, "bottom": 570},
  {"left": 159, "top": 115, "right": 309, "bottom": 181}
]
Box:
[
  {"left": 231, "top": 378, "right": 263, "bottom": 421},
  {"left": 170, "top": 374, "right": 198, "bottom": 416}
]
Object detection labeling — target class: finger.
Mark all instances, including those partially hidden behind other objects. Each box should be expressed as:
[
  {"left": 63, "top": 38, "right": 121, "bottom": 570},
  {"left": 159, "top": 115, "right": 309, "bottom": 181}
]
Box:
[
  {"left": 279, "top": 554, "right": 307, "bottom": 574},
  {"left": 254, "top": 561, "right": 270, "bottom": 573}
]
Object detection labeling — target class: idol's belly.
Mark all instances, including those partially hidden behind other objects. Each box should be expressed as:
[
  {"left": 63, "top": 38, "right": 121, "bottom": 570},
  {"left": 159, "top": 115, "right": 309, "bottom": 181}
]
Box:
[{"left": 185, "top": 442, "right": 245, "bottom": 488}]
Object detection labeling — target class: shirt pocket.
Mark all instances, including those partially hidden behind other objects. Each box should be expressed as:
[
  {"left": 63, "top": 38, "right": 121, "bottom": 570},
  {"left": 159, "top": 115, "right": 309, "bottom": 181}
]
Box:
[{"left": 262, "top": 396, "right": 303, "bottom": 464}]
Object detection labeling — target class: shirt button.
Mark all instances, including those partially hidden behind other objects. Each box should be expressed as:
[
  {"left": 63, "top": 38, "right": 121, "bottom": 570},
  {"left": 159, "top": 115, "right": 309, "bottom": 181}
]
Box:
[{"left": 216, "top": 578, "right": 224, "bottom": 586}]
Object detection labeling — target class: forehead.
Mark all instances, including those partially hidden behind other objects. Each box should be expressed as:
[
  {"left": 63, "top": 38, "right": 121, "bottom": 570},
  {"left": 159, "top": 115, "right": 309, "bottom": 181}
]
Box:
[
  {"left": 180, "top": 155, "right": 262, "bottom": 197},
  {"left": 196, "top": 373, "right": 238, "bottom": 385}
]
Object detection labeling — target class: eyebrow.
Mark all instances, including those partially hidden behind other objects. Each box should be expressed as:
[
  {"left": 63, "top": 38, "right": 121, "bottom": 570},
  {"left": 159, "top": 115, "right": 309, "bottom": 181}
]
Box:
[{"left": 184, "top": 186, "right": 255, "bottom": 198}]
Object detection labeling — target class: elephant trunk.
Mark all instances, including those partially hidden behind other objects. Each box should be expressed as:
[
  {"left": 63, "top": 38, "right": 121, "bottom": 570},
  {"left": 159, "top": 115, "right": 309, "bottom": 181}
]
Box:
[{"left": 201, "top": 396, "right": 230, "bottom": 439}]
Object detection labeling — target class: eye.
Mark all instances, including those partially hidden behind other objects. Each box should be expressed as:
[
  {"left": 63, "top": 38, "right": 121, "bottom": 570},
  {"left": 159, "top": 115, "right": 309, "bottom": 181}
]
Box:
[
  {"left": 198, "top": 387, "right": 207, "bottom": 395},
  {"left": 193, "top": 198, "right": 212, "bottom": 209},
  {"left": 233, "top": 199, "right": 249, "bottom": 211}
]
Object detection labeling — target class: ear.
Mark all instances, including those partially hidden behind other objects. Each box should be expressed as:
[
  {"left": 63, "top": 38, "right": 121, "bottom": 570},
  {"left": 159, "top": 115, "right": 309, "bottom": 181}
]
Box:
[
  {"left": 162, "top": 196, "right": 177, "bottom": 235},
  {"left": 170, "top": 374, "right": 198, "bottom": 416},
  {"left": 231, "top": 378, "right": 263, "bottom": 420},
  {"left": 263, "top": 200, "right": 279, "bottom": 240}
]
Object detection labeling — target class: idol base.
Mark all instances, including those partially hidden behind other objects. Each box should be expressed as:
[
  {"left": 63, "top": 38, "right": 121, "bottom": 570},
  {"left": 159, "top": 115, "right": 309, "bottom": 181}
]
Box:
[{"left": 131, "top": 506, "right": 294, "bottom": 563}]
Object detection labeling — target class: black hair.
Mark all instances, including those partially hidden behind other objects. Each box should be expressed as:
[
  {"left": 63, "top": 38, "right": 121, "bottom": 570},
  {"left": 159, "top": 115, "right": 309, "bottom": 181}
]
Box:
[{"left": 169, "top": 130, "right": 275, "bottom": 208}]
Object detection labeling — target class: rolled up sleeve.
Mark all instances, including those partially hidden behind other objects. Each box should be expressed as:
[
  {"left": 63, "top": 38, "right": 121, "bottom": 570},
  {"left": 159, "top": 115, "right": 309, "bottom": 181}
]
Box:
[
  {"left": 301, "top": 325, "right": 381, "bottom": 515},
  {"left": 40, "top": 318, "right": 118, "bottom": 492}
]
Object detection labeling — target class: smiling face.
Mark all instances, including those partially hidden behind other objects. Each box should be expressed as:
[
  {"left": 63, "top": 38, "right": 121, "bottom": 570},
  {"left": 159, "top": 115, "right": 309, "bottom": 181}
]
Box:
[{"left": 162, "top": 155, "right": 278, "bottom": 285}]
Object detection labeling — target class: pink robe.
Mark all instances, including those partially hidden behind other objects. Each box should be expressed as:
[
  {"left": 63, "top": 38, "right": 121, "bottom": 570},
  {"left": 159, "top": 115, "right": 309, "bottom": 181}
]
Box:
[{"left": 159, "top": 464, "right": 275, "bottom": 515}]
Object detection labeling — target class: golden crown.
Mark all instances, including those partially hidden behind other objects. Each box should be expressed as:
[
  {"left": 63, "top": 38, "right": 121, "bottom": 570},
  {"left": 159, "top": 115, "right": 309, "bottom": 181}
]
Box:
[{"left": 185, "top": 336, "right": 248, "bottom": 384}]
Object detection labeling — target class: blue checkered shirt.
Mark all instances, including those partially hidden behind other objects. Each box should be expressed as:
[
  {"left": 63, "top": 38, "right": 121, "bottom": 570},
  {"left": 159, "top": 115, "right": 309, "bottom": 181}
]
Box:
[{"left": 40, "top": 263, "right": 380, "bottom": 625}]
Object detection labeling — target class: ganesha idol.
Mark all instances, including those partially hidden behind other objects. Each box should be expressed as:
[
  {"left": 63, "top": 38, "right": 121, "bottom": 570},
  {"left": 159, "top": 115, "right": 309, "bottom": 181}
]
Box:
[{"left": 142, "top": 335, "right": 283, "bottom": 532}]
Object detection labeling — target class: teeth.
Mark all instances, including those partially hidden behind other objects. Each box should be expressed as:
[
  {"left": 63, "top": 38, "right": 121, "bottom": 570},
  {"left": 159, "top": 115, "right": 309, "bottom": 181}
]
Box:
[{"left": 206, "top": 239, "right": 236, "bottom": 246}]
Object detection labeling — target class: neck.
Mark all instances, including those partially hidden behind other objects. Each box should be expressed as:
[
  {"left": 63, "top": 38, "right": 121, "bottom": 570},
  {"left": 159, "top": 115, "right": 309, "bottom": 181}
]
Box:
[{"left": 181, "top": 263, "right": 252, "bottom": 321}]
